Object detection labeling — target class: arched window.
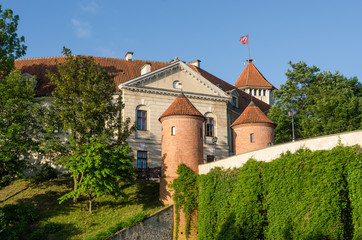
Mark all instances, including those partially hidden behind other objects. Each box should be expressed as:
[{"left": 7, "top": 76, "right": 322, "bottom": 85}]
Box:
[
  {"left": 171, "top": 126, "right": 175, "bottom": 136},
  {"left": 205, "top": 117, "right": 214, "bottom": 137}
]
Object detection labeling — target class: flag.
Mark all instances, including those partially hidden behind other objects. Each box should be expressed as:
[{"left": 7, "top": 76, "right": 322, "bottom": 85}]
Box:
[{"left": 240, "top": 35, "right": 248, "bottom": 45}]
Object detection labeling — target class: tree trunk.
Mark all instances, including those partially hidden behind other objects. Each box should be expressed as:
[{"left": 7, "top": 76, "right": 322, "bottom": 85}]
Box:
[
  {"left": 89, "top": 199, "right": 92, "bottom": 214},
  {"left": 73, "top": 176, "right": 78, "bottom": 203}
]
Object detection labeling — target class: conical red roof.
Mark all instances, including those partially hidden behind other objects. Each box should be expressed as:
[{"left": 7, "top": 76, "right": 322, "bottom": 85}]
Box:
[
  {"left": 159, "top": 92, "right": 205, "bottom": 121},
  {"left": 231, "top": 101, "right": 275, "bottom": 127},
  {"left": 234, "top": 61, "right": 275, "bottom": 89}
]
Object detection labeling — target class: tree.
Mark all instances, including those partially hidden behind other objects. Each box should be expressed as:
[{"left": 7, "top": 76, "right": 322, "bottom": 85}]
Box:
[
  {"left": 0, "top": 70, "right": 39, "bottom": 184},
  {"left": 269, "top": 61, "right": 361, "bottom": 143},
  {"left": 46, "top": 47, "right": 135, "bottom": 206},
  {"left": 59, "top": 137, "right": 135, "bottom": 213},
  {"left": 0, "top": 5, "right": 26, "bottom": 77}
]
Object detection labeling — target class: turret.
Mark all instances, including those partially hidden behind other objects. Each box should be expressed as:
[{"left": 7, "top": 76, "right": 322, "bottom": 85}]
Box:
[
  {"left": 159, "top": 92, "right": 205, "bottom": 204},
  {"left": 231, "top": 101, "right": 276, "bottom": 155}
]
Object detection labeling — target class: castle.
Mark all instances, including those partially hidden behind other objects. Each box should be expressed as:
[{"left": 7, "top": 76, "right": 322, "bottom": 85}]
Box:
[{"left": 14, "top": 52, "right": 276, "bottom": 176}]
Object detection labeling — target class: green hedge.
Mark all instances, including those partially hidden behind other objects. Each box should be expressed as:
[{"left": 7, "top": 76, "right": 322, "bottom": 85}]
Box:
[{"left": 191, "top": 145, "right": 361, "bottom": 239}]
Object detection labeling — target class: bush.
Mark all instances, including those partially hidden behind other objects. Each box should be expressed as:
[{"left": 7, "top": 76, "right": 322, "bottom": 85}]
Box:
[
  {"left": 175, "top": 145, "right": 361, "bottom": 239},
  {"left": 35, "top": 163, "right": 58, "bottom": 182},
  {"left": 0, "top": 204, "right": 37, "bottom": 239}
]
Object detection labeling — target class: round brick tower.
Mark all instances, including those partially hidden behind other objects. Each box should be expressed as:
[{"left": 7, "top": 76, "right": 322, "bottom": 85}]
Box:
[
  {"left": 231, "top": 101, "right": 276, "bottom": 155},
  {"left": 159, "top": 92, "right": 205, "bottom": 204}
]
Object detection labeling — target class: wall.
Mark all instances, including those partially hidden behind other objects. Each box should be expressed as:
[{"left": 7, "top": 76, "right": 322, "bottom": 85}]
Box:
[
  {"left": 122, "top": 69, "right": 230, "bottom": 169},
  {"left": 199, "top": 130, "right": 362, "bottom": 174},
  {"left": 108, "top": 205, "right": 173, "bottom": 240}
]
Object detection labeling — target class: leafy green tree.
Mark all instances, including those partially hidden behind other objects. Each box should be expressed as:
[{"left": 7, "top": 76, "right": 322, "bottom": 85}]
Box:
[
  {"left": 0, "top": 70, "right": 39, "bottom": 184},
  {"left": 59, "top": 137, "right": 135, "bottom": 213},
  {"left": 0, "top": 5, "right": 26, "bottom": 77},
  {"left": 269, "top": 61, "right": 361, "bottom": 143},
  {"left": 46, "top": 47, "right": 135, "bottom": 204}
]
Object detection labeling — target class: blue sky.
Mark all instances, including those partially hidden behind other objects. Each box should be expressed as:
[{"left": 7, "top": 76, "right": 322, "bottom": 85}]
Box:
[{"left": 3, "top": 0, "right": 362, "bottom": 88}]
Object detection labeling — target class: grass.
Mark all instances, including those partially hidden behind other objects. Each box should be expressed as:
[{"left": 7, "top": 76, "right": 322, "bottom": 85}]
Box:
[{"left": 0, "top": 178, "right": 163, "bottom": 240}]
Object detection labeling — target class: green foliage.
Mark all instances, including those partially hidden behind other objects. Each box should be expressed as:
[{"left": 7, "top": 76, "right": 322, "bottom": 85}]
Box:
[
  {"left": 269, "top": 61, "right": 361, "bottom": 143},
  {"left": 45, "top": 47, "right": 135, "bottom": 204},
  {"left": 170, "top": 164, "right": 199, "bottom": 238},
  {"left": 0, "top": 204, "right": 37, "bottom": 239},
  {"left": 0, "top": 70, "right": 40, "bottom": 185},
  {"left": 198, "top": 167, "right": 238, "bottom": 240},
  {"left": 58, "top": 137, "right": 136, "bottom": 213},
  {"left": 193, "top": 145, "right": 362, "bottom": 239},
  {"left": 84, "top": 212, "right": 148, "bottom": 240},
  {"left": 0, "top": 4, "right": 27, "bottom": 76}
]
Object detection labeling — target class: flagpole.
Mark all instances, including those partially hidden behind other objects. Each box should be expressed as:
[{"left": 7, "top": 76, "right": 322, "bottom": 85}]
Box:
[{"left": 248, "top": 33, "right": 250, "bottom": 59}]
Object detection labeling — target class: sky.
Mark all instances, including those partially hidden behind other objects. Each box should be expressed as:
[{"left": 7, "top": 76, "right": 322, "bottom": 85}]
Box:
[{"left": 3, "top": 0, "right": 362, "bottom": 88}]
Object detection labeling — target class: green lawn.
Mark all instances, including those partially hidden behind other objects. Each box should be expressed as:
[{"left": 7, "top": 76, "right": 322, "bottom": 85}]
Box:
[{"left": 0, "top": 178, "right": 163, "bottom": 239}]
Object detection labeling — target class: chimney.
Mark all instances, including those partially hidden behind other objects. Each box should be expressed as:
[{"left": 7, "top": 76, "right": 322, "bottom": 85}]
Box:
[
  {"left": 189, "top": 59, "right": 201, "bottom": 68},
  {"left": 125, "top": 52, "right": 134, "bottom": 61},
  {"left": 141, "top": 62, "right": 152, "bottom": 75}
]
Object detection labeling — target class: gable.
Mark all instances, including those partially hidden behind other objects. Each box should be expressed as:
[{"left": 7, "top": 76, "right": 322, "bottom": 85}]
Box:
[{"left": 120, "top": 61, "right": 230, "bottom": 100}]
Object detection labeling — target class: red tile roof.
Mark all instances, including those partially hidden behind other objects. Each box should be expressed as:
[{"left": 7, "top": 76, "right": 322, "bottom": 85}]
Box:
[
  {"left": 234, "top": 62, "right": 276, "bottom": 89},
  {"left": 189, "top": 65, "right": 271, "bottom": 114},
  {"left": 15, "top": 56, "right": 271, "bottom": 114},
  {"left": 159, "top": 92, "right": 205, "bottom": 120},
  {"left": 14, "top": 56, "right": 169, "bottom": 96},
  {"left": 231, "top": 101, "right": 275, "bottom": 127}
]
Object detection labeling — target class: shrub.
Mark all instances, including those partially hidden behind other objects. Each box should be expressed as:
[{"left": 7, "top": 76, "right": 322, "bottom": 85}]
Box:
[{"left": 35, "top": 163, "right": 58, "bottom": 182}]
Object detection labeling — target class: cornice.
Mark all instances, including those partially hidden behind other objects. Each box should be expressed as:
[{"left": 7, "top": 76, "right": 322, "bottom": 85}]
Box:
[{"left": 121, "top": 86, "right": 230, "bottom": 103}]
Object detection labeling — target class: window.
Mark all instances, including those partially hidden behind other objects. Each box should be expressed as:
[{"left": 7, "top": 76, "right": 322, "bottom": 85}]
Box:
[
  {"left": 263, "top": 89, "right": 266, "bottom": 96},
  {"left": 171, "top": 126, "right": 175, "bottom": 136},
  {"left": 254, "top": 89, "right": 257, "bottom": 95},
  {"left": 173, "top": 80, "right": 181, "bottom": 89},
  {"left": 205, "top": 117, "right": 214, "bottom": 137},
  {"left": 259, "top": 89, "right": 261, "bottom": 96},
  {"left": 250, "top": 133, "right": 255, "bottom": 143},
  {"left": 207, "top": 155, "right": 215, "bottom": 162},
  {"left": 137, "top": 151, "right": 147, "bottom": 169},
  {"left": 232, "top": 96, "right": 237, "bottom": 107},
  {"left": 137, "top": 110, "right": 147, "bottom": 130}
]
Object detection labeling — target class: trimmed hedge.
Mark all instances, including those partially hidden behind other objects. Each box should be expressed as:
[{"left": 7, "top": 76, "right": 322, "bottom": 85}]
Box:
[{"left": 175, "top": 145, "right": 362, "bottom": 239}]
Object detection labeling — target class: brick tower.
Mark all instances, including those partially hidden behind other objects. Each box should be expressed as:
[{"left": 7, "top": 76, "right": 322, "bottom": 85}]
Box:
[
  {"left": 158, "top": 92, "right": 205, "bottom": 204},
  {"left": 231, "top": 101, "right": 276, "bottom": 155}
]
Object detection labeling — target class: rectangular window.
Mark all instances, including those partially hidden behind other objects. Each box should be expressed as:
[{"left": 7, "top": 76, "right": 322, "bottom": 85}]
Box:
[
  {"left": 171, "top": 126, "right": 175, "bottom": 136},
  {"left": 137, "top": 110, "right": 147, "bottom": 130},
  {"left": 250, "top": 133, "right": 255, "bottom": 143},
  {"left": 207, "top": 155, "right": 215, "bottom": 162},
  {"left": 263, "top": 89, "right": 266, "bottom": 96},
  {"left": 205, "top": 117, "right": 214, "bottom": 137},
  {"left": 259, "top": 89, "right": 261, "bottom": 96},
  {"left": 254, "top": 89, "right": 257, "bottom": 95},
  {"left": 137, "top": 151, "right": 147, "bottom": 169},
  {"left": 232, "top": 96, "right": 237, "bottom": 107}
]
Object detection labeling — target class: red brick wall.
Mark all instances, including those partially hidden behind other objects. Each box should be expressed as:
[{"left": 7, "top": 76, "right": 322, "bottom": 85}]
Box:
[
  {"left": 233, "top": 122, "right": 275, "bottom": 155},
  {"left": 159, "top": 115, "right": 204, "bottom": 204}
]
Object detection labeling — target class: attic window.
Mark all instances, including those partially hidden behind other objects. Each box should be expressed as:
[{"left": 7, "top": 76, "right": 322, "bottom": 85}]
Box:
[
  {"left": 173, "top": 80, "right": 182, "bottom": 89},
  {"left": 217, "top": 84, "right": 223, "bottom": 90}
]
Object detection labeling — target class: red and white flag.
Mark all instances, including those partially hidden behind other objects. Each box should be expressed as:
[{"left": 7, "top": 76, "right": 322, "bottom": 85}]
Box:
[{"left": 240, "top": 35, "right": 248, "bottom": 45}]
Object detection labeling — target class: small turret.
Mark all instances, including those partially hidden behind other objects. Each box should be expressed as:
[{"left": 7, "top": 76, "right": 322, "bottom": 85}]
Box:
[{"left": 231, "top": 101, "right": 276, "bottom": 155}]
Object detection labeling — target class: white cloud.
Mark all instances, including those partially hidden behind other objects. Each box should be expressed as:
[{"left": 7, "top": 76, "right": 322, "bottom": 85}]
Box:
[
  {"left": 79, "top": 1, "right": 99, "bottom": 14},
  {"left": 71, "top": 19, "right": 91, "bottom": 38}
]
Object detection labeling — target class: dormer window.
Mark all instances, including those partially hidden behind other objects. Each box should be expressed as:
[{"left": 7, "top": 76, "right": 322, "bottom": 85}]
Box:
[
  {"left": 229, "top": 89, "right": 239, "bottom": 108},
  {"left": 217, "top": 84, "right": 223, "bottom": 90},
  {"left": 232, "top": 96, "right": 237, "bottom": 106}
]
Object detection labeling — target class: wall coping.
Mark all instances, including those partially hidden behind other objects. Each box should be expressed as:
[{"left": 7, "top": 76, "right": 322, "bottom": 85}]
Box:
[{"left": 199, "top": 130, "right": 362, "bottom": 174}]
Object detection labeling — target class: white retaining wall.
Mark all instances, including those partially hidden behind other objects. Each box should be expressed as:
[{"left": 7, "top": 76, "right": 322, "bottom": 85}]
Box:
[{"left": 199, "top": 130, "right": 362, "bottom": 175}]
